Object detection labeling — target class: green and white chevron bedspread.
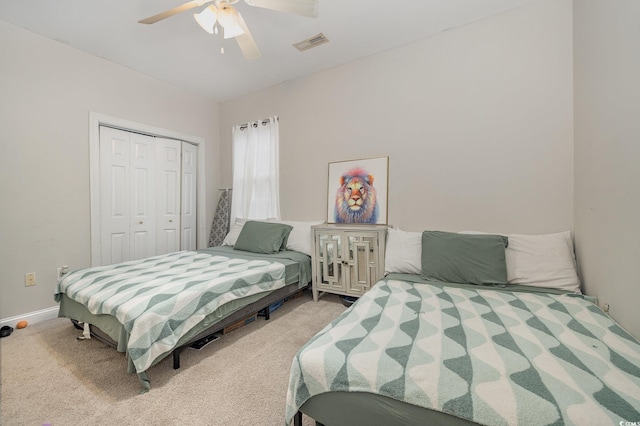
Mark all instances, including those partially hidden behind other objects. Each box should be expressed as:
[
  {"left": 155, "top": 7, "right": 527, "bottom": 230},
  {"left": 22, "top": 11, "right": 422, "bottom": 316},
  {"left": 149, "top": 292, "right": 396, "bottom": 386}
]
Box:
[
  {"left": 286, "top": 278, "right": 640, "bottom": 425},
  {"left": 55, "top": 251, "right": 285, "bottom": 375}
]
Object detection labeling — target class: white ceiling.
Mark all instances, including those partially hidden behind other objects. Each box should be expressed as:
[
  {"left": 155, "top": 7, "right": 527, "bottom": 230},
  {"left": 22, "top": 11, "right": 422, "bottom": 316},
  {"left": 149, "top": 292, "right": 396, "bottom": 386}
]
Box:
[{"left": 0, "top": 0, "right": 539, "bottom": 101}]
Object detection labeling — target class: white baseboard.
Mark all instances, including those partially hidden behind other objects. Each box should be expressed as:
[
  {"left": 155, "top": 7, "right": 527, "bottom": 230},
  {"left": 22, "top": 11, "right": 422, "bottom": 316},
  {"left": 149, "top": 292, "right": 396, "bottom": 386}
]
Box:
[{"left": 0, "top": 306, "right": 59, "bottom": 329}]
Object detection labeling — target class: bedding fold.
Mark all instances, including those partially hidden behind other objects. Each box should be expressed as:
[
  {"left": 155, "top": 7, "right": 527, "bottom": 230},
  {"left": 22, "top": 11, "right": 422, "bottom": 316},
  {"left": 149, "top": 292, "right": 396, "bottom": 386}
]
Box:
[{"left": 56, "top": 250, "right": 286, "bottom": 377}]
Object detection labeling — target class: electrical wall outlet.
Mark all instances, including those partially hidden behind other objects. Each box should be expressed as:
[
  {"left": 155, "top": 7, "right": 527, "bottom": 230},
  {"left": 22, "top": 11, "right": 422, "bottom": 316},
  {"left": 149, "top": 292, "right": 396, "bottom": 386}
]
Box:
[
  {"left": 603, "top": 303, "right": 610, "bottom": 314},
  {"left": 25, "top": 272, "right": 36, "bottom": 287}
]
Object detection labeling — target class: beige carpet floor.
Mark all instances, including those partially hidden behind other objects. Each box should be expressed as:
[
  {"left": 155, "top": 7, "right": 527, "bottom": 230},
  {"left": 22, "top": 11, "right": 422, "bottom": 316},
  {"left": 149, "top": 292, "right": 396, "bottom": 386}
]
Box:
[{"left": 0, "top": 290, "right": 346, "bottom": 426}]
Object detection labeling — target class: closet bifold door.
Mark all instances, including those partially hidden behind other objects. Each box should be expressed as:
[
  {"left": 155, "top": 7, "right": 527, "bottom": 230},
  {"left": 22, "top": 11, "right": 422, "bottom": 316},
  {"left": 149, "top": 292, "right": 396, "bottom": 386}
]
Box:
[
  {"left": 99, "top": 127, "right": 157, "bottom": 265},
  {"left": 155, "top": 138, "right": 182, "bottom": 256},
  {"left": 98, "top": 128, "right": 198, "bottom": 265},
  {"left": 181, "top": 141, "right": 198, "bottom": 251}
]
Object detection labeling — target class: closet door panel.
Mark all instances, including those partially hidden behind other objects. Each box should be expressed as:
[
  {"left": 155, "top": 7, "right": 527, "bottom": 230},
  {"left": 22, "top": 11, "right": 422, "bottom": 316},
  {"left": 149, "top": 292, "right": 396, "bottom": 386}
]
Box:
[
  {"left": 156, "top": 138, "right": 181, "bottom": 255},
  {"left": 110, "top": 233, "right": 127, "bottom": 264},
  {"left": 181, "top": 142, "right": 197, "bottom": 251},
  {"left": 129, "top": 133, "right": 157, "bottom": 260},
  {"left": 99, "top": 127, "right": 130, "bottom": 265}
]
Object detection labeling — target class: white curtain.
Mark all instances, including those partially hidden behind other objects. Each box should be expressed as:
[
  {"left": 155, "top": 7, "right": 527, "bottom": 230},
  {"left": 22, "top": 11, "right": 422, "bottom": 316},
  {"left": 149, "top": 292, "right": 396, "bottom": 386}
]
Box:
[{"left": 230, "top": 116, "right": 280, "bottom": 224}]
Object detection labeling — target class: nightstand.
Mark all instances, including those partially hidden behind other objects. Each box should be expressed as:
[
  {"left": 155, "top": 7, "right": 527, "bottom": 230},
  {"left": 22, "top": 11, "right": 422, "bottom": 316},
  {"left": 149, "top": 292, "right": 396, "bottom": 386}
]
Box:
[{"left": 311, "top": 224, "right": 388, "bottom": 302}]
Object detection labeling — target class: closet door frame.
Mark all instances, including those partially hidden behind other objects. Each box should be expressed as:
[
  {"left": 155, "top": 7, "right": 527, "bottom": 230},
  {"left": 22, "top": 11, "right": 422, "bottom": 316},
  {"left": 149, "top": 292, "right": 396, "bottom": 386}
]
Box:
[{"left": 89, "top": 112, "right": 206, "bottom": 267}]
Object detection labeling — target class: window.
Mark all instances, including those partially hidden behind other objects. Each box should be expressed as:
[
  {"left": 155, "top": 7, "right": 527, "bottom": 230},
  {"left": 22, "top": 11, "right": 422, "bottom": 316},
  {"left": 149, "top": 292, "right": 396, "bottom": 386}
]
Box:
[{"left": 230, "top": 116, "right": 280, "bottom": 223}]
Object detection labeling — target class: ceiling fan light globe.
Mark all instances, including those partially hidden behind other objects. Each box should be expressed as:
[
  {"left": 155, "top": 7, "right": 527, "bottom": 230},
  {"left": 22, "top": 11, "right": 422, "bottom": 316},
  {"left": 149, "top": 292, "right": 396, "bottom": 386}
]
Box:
[
  {"left": 217, "top": 3, "right": 240, "bottom": 29},
  {"left": 193, "top": 5, "right": 218, "bottom": 34}
]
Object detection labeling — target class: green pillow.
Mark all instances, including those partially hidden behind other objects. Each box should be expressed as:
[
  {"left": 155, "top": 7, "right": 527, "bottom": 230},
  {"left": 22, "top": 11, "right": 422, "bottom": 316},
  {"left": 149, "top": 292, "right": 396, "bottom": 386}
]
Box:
[
  {"left": 234, "top": 221, "right": 293, "bottom": 254},
  {"left": 421, "top": 231, "right": 508, "bottom": 285}
]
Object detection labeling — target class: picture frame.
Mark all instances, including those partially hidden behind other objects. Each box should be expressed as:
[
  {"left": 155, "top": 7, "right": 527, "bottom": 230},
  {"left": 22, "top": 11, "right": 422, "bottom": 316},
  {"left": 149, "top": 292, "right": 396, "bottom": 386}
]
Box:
[{"left": 327, "top": 156, "right": 389, "bottom": 224}]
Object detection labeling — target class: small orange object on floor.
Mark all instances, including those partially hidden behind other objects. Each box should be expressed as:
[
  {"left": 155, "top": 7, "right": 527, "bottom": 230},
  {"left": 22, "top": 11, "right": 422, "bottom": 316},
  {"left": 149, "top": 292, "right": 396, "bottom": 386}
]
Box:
[{"left": 16, "top": 320, "right": 28, "bottom": 329}]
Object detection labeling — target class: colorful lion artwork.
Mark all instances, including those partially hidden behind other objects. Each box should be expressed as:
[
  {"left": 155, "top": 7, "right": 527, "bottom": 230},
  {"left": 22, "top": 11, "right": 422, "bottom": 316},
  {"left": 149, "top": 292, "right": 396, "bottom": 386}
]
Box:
[{"left": 334, "top": 167, "right": 379, "bottom": 223}]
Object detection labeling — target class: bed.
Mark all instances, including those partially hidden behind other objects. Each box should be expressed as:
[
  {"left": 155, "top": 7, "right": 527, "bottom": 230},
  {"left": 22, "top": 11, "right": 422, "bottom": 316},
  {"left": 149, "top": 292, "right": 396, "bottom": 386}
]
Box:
[
  {"left": 286, "top": 229, "right": 640, "bottom": 425},
  {"left": 55, "top": 220, "right": 315, "bottom": 390}
]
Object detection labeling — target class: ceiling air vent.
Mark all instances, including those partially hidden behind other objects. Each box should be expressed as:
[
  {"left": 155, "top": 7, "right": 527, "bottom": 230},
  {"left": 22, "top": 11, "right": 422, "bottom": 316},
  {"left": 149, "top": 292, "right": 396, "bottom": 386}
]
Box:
[{"left": 293, "top": 33, "right": 329, "bottom": 52}]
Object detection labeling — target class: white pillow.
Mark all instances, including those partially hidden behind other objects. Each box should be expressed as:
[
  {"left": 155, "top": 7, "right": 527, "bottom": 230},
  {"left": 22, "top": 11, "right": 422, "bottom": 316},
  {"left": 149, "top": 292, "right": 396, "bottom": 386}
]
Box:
[
  {"left": 461, "top": 230, "right": 581, "bottom": 293},
  {"left": 506, "top": 231, "right": 580, "bottom": 293},
  {"left": 384, "top": 228, "right": 422, "bottom": 275},
  {"left": 221, "top": 218, "right": 247, "bottom": 246},
  {"left": 272, "top": 220, "right": 323, "bottom": 256}
]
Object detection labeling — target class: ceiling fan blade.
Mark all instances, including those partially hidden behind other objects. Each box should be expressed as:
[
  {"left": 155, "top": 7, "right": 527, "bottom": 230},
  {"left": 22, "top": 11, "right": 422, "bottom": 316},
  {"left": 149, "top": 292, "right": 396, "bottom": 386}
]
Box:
[
  {"left": 138, "top": 0, "right": 211, "bottom": 24},
  {"left": 235, "top": 13, "right": 261, "bottom": 60},
  {"left": 243, "top": 0, "right": 318, "bottom": 18}
]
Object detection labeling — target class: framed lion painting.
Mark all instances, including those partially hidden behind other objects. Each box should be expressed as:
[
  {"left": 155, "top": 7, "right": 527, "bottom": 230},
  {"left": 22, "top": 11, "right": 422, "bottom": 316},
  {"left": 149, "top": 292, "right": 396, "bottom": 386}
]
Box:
[{"left": 327, "top": 156, "right": 389, "bottom": 224}]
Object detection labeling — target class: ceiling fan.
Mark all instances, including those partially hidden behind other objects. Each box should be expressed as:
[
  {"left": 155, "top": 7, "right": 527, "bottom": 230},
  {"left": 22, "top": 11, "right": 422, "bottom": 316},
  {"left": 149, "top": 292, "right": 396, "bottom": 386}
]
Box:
[{"left": 138, "top": 0, "right": 319, "bottom": 60}]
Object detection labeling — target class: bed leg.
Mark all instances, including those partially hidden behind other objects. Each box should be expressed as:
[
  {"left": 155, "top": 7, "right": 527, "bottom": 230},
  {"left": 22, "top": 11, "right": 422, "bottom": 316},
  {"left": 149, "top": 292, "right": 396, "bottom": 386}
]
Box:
[
  {"left": 173, "top": 347, "right": 184, "bottom": 369},
  {"left": 261, "top": 307, "right": 270, "bottom": 320},
  {"left": 294, "top": 411, "right": 302, "bottom": 426}
]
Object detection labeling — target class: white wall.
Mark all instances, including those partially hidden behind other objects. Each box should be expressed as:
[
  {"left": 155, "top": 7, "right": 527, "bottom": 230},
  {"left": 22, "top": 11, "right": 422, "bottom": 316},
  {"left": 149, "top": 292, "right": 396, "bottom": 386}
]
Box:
[
  {"left": 573, "top": 0, "right": 640, "bottom": 339},
  {"left": 0, "top": 21, "right": 220, "bottom": 320},
  {"left": 220, "top": 0, "right": 574, "bottom": 234}
]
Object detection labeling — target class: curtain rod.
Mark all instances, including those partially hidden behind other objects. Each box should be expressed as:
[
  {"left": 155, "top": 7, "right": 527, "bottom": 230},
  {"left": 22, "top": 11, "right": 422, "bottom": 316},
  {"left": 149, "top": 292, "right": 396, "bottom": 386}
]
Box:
[{"left": 238, "top": 116, "right": 278, "bottom": 131}]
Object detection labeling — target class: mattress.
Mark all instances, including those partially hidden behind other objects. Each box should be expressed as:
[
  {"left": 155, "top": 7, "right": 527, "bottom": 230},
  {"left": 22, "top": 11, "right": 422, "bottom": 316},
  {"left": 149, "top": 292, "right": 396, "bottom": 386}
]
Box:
[{"left": 287, "top": 274, "right": 640, "bottom": 425}]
